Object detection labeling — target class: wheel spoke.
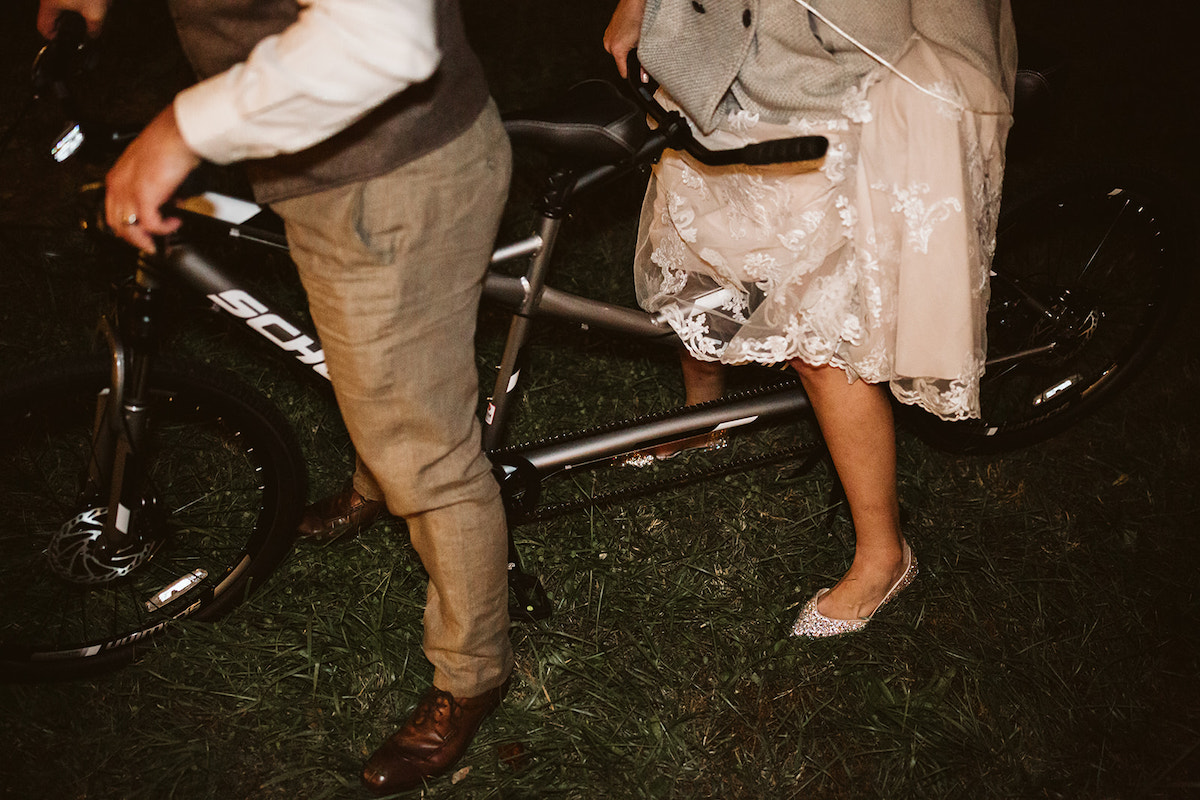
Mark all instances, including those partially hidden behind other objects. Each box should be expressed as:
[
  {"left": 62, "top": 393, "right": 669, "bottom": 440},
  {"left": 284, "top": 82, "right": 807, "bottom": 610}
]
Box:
[
  {"left": 910, "top": 172, "right": 1184, "bottom": 453},
  {"left": 0, "top": 360, "right": 303, "bottom": 678}
]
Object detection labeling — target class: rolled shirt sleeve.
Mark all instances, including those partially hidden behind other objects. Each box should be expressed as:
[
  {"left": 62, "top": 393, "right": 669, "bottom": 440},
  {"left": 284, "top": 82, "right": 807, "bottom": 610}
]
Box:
[{"left": 173, "top": 0, "right": 439, "bottom": 164}]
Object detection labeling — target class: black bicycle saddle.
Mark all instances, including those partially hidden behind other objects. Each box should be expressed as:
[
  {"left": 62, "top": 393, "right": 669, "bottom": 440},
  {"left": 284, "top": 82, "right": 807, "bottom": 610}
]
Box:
[{"left": 503, "top": 79, "right": 650, "bottom": 165}]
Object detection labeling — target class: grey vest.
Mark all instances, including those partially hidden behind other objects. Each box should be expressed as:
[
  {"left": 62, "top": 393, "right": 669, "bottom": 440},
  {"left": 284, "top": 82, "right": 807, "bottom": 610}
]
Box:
[{"left": 168, "top": 0, "right": 490, "bottom": 203}]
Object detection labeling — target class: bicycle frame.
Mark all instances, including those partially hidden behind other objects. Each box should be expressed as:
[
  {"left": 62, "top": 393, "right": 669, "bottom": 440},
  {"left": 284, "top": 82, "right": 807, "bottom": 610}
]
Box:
[
  {"left": 71, "top": 71, "right": 829, "bottom": 619},
  {"left": 151, "top": 180, "right": 818, "bottom": 514},
  {"left": 93, "top": 163, "right": 814, "bottom": 617}
]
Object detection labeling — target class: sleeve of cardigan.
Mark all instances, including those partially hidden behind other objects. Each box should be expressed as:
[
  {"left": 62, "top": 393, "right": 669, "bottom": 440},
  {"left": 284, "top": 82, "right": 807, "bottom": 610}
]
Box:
[{"left": 911, "top": 0, "right": 1017, "bottom": 103}]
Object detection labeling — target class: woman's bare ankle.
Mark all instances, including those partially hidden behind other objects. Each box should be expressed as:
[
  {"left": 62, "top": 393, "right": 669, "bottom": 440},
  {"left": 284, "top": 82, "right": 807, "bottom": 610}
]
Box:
[{"left": 818, "top": 542, "right": 907, "bottom": 620}]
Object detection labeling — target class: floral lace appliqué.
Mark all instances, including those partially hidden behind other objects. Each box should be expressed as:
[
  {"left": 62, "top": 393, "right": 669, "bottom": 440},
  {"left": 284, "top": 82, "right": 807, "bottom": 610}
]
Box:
[
  {"left": 666, "top": 191, "right": 698, "bottom": 243},
  {"left": 871, "top": 181, "right": 962, "bottom": 254}
]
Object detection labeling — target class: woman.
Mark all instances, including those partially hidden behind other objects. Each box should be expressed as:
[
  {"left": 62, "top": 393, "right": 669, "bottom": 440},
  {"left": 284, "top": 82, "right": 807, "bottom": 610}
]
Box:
[{"left": 605, "top": 0, "right": 1016, "bottom": 637}]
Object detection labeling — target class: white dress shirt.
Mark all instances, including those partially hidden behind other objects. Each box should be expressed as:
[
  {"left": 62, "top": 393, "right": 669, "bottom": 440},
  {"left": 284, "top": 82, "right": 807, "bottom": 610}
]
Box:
[{"left": 174, "top": 0, "right": 439, "bottom": 164}]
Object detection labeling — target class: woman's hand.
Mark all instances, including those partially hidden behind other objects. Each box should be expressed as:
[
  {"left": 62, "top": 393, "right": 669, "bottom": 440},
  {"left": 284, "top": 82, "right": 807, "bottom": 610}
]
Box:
[
  {"left": 603, "top": 0, "right": 647, "bottom": 80},
  {"left": 104, "top": 103, "right": 201, "bottom": 253},
  {"left": 37, "top": 0, "right": 112, "bottom": 38}
]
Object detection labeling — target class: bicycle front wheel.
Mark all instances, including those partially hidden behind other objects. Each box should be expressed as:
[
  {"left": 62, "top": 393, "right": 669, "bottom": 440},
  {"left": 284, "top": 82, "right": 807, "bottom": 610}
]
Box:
[
  {"left": 912, "top": 172, "right": 1190, "bottom": 453},
  {"left": 0, "top": 359, "right": 307, "bottom": 679}
]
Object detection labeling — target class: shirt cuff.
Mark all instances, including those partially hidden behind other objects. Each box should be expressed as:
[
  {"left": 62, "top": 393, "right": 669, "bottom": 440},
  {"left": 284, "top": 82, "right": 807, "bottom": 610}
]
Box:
[{"left": 174, "top": 72, "right": 255, "bottom": 165}]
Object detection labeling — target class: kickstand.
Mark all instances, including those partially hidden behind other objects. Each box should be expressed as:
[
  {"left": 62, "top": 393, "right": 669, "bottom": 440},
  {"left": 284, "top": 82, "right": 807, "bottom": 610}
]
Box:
[{"left": 507, "top": 535, "right": 551, "bottom": 621}]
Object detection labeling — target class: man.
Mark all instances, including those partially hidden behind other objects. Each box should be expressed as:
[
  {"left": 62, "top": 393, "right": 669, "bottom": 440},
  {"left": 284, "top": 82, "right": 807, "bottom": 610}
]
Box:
[{"left": 38, "top": 0, "right": 513, "bottom": 793}]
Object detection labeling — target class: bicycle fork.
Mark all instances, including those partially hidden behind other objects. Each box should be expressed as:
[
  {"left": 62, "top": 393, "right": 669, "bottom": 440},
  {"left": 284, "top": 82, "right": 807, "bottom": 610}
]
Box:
[{"left": 49, "top": 265, "right": 164, "bottom": 585}]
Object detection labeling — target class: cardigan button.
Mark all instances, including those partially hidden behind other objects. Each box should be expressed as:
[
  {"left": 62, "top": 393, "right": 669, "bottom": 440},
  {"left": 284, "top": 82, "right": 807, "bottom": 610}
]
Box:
[
  {"left": 691, "top": 1, "right": 705, "bottom": 12},
  {"left": 743, "top": 8, "right": 752, "bottom": 26}
]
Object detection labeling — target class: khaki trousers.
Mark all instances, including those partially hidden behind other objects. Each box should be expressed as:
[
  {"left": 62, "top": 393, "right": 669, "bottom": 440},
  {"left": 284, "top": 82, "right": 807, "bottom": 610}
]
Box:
[{"left": 273, "top": 103, "right": 513, "bottom": 698}]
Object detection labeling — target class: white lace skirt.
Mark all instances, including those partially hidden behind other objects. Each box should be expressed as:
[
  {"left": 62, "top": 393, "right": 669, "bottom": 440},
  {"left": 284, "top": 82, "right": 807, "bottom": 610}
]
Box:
[{"left": 634, "top": 35, "right": 1012, "bottom": 420}]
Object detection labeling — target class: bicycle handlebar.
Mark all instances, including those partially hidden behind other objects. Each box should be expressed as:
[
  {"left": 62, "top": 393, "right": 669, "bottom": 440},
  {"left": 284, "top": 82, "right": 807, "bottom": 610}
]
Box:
[
  {"left": 623, "top": 50, "right": 828, "bottom": 167},
  {"left": 32, "top": 12, "right": 89, "bottom": 97},
  {"left": 28, "top": 13, "right": 199, "bottom": 246},
  {"left": 32, "top": 11, "right": 137, "bottom": 165}
]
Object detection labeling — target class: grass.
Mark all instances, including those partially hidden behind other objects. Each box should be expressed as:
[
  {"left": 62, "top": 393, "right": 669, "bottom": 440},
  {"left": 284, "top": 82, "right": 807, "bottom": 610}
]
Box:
[{"left": 1, "top": 1, "right": 1199, "bottom": 798}]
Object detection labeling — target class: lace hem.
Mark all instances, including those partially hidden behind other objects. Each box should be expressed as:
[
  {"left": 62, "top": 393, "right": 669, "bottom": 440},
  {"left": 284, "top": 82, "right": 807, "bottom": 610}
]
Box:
[{"left": 634, "top": 36, "right": 1011, "bottom": 423}]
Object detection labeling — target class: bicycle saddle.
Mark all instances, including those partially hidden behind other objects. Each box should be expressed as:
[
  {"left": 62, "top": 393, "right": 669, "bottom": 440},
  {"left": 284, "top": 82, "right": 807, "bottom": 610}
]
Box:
[{"left": 503, "top": 79, "right": 650, "bottom": 165}]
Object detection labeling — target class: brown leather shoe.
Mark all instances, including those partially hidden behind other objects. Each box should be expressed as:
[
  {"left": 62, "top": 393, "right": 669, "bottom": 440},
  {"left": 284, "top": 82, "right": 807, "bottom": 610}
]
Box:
[
  {"left": 361, "top": 682, "right": 508, "bottom": 795},
  {"left": 296, "top": 486, "right": 386, "bottom": 541}
]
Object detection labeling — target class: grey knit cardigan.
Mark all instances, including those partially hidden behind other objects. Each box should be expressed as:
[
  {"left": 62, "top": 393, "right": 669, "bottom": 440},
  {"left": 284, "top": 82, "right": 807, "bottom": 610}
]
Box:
[{"left": 638, "top": 0, "right": 1016, "bottom": 134}]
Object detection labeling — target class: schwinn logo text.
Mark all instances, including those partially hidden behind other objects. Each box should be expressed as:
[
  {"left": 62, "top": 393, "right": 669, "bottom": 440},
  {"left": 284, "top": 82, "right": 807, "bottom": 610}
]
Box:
[{"left": 207, "top": 289, "right": 330, "bottom": 380}]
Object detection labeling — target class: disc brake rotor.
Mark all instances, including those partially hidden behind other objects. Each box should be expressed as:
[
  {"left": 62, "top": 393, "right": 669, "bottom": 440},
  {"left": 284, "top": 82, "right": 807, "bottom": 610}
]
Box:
[{"left": 47, "top": 506, "right": 161, "bottom": 585}]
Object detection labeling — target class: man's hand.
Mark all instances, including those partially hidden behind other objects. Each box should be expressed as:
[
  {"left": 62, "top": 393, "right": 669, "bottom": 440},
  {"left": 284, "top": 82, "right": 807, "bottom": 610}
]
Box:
[
  {"left": 37, "top": 0, "right": 112, "bottom": 38},
  {"left": 603, "top": 0, "right": 647, "bottom": 80},
  {"left": 105, "top": 103, "right": 201, "bottom": 253}
]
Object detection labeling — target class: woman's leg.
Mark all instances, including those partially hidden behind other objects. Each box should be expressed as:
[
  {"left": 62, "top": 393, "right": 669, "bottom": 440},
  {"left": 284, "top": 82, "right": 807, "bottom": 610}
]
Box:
[
  {"left": 621, "top": 352, "right": 726, "bottom": 465},
  {"left": 679, "top": 351, "right": 725, "bottom": 405},
  {"left": 791, "top": 360, "right": 908, "bottom": 620},
  {"left": 654, "top": 353, "right": 727, "bottom": 455}
]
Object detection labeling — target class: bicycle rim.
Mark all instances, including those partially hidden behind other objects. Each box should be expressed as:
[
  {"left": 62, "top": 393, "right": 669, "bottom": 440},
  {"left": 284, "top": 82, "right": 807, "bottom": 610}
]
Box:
[
  {"left": 915, "top": 172, "right": 1188, "bottom": 453},
  {"left": 0, "top": 359, "right": 306, "bottom": 679}
]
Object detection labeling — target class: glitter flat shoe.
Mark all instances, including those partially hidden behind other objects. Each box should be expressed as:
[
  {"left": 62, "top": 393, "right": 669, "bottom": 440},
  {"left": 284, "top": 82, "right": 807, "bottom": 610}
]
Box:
[{"left": 790, "top": 542, "right": 918, "bottom": 638}]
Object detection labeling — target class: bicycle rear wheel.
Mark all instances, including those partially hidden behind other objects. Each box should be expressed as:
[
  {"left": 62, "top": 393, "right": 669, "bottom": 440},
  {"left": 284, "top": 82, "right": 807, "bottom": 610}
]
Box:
[
  {"left": 911, "top": 172, "right": 1190, "bottom": 453},
  {"left": 0, "top": 359, "right": 306, "bottom": 679}
]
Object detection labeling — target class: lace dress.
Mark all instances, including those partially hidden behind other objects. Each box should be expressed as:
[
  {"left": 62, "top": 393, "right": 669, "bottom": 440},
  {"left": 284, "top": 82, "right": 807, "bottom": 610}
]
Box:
[{"left": 634, "top": 35, "right": 1013, "bottom": 420}]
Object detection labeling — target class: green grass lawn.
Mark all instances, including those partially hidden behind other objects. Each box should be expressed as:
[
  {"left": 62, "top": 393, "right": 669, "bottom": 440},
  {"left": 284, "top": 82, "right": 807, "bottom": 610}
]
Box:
[{"left": 1, "top": 1, "right": 1197, "bottom": 798}]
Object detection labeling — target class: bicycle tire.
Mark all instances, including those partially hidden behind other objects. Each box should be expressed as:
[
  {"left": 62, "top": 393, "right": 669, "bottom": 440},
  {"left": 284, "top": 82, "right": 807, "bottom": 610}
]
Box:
[
  {"left": 0, "top": 358, "right": 307, "bottom": 680},
  {"left": 909, "top": 171, "right": 1191, "bottom": 454}
]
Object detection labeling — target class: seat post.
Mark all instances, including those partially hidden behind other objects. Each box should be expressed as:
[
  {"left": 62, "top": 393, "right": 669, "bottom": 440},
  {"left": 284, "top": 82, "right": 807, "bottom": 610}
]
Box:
[{"left": 481, "top": 209, "right": 567, "bottom": 453}]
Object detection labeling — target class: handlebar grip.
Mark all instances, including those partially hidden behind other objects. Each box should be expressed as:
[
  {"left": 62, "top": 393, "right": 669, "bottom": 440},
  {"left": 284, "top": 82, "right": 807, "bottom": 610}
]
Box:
[
  {"left": 622, "top": 49, "right": 827, "bottom": 168},
  {"left": 52, "top": 10, "right": 88, "bottom": 45},
  {"left": 32, "top": 11, "right": 89, "bottom": 94},
  {"left": 625, "top": 49, "right": 659, "bottom": 95},
  {"left": 696, "top": 136, "right": 828, "bottom": 167}
]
